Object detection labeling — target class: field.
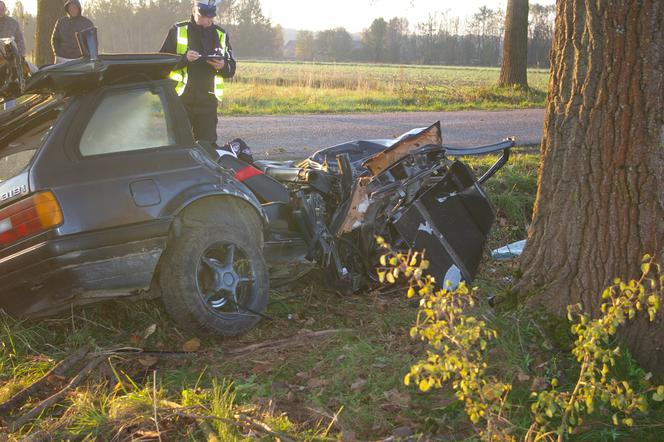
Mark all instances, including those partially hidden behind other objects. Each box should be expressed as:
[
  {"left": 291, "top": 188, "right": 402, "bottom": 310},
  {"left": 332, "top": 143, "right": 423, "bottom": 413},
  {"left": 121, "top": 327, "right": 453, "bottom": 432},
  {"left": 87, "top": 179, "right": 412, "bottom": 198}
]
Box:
[
  {"left": 2, "top": 151, "right": 662, "bottom": 441},
  {"left": 223, "top": 61, "right": 550, "bottom": 115}
]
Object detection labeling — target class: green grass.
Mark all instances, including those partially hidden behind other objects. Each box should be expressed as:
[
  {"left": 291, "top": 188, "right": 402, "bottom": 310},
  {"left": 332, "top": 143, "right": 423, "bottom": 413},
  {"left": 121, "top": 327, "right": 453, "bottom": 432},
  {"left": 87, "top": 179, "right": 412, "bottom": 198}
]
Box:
[
  {"left": 2, "top": 150, "right": 663, "bottom": 441},
  {"left": 222, "top": 61, "right": 550, "bottom": 115}
]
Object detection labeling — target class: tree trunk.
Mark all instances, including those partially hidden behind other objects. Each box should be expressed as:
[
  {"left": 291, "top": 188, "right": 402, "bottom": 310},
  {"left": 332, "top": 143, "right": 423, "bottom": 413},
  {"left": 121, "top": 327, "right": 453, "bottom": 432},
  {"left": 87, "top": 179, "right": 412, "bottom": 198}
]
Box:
[
  {"left": 499, "top": 0, "right": 529, "bottom": 87},
  {"left": 35, "top": 0, "right": 61, "bottom": 66},
  {"left": 517, "top": 0, "right": 664, "bottom": 373}
]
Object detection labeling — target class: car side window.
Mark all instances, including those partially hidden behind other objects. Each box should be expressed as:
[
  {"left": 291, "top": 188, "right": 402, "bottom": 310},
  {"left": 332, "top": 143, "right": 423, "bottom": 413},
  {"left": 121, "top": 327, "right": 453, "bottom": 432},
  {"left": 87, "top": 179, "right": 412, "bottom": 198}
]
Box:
[{"left": 79, "top": 88, "right": 175, "bottom": 157}]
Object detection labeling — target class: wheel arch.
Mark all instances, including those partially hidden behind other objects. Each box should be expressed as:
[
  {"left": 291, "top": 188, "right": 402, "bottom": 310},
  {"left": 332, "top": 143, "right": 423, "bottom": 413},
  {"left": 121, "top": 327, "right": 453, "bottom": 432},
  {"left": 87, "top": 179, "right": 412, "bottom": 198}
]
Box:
[
  {"left": 163, "top": 182, "right": 268, "bottom": 228},
  {"left": 165, "top": 192, "right": 267, "bottom": 247},
  {"left": 150, "top": 189, "right": 267, "bottom": 297}
]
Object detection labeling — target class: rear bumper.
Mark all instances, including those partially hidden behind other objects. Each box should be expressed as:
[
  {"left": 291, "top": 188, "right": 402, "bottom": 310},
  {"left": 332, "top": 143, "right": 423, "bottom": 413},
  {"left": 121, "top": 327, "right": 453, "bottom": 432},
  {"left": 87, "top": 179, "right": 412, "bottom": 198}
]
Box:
[{"left": 0, "top": 220, "right": 171, "bottom": 316}]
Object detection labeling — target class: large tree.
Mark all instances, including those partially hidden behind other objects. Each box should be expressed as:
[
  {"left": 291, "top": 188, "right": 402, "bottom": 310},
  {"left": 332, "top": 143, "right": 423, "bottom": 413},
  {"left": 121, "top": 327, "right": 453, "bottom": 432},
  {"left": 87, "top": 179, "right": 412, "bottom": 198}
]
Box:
[
  {"left": 35, "top": 0, "right": 61, "bottom": 66},
  {"left": 499, "top": 0, "right": 528, "bottom": 87},
  {"left": 518, "top": 0, "right": 664, "bottom": 372}
]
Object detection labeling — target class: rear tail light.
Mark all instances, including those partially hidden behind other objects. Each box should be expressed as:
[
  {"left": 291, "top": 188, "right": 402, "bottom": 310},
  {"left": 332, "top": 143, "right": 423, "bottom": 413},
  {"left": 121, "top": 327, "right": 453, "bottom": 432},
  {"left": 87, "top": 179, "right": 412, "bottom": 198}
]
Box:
[{"left": 0, "top": 191, "right": 63, "bottom": 247}]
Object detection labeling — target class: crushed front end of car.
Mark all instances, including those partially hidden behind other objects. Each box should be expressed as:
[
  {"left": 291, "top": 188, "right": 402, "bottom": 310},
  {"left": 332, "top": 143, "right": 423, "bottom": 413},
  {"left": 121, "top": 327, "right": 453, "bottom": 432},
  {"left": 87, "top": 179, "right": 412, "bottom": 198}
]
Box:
[{"left": 291, "top": 121, "right": 513, "bottom": 290}]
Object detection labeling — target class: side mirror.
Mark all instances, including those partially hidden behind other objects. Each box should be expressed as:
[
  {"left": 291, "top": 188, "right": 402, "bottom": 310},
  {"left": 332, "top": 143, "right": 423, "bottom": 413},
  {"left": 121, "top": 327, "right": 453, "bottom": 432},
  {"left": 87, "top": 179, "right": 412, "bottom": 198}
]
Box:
[{"left": 76, "top": 27, "right": 99, "bottom": 60}]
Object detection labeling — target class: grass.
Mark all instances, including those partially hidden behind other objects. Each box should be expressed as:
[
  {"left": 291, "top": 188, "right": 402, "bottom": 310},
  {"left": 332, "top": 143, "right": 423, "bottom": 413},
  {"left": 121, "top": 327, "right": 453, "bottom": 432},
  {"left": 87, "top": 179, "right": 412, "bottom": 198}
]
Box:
[
  {"left": 2, "top": 150, "right": 663, "bottom": 440},
  {"left": 222, "top": 61, "right": 550, "bottom": 115}
]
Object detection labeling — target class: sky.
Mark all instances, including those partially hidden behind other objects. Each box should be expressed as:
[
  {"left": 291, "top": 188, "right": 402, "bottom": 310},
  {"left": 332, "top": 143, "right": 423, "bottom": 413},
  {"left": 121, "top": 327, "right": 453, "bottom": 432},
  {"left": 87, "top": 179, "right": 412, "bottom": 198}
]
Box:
[{"left": 3, "top": 0, "right": 556, "bottom": 33}]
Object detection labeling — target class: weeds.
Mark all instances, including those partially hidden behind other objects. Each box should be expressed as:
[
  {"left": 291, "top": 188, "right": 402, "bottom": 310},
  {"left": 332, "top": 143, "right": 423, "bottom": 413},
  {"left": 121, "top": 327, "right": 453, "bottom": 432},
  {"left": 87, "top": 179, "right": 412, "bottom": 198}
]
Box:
[
  {"left": 379, "top": 241, "right": 664, "bottom": 441},
  {"left": 377, "top": 242, "right": 515, "bottom": 441},
  {"left": 527, "top": 256, "right": 664, "bottom": 441},
  {"left": 222, "top": 61, "right": 549, "bottom": 115}
]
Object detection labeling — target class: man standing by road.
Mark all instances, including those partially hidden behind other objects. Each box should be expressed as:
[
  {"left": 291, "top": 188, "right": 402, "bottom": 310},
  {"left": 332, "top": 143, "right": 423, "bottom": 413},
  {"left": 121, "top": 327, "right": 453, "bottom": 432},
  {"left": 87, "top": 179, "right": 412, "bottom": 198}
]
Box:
[
  {"left": 160, "top": 0, "right": 236, "bottom": 145},
  {"left": 0, "top": 1, "right": 25, "bottom": 57},
  {"left": 51, "top": 0, "right": 94, "bottom": 63}
]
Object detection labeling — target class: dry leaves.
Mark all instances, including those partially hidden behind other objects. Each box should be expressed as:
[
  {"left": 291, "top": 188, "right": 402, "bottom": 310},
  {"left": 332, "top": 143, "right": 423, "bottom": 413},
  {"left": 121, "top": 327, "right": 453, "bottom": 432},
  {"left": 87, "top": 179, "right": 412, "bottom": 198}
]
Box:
[
  {"left": 384, "top": 388, "right": 410, "bottom": 407},
  {"left": 530, "top": 376, "right": 548, "bottom": 390},
  {"left": 350, "top": 378, "right": 367, "bottom": 391},
  {"left": 307, "top": 378, "right": 328, "bottom": 389},
  {"left": 296, "top": 371, "right": 310, "bottom": 380},
  {"left": 517, "top": 372, "right": 531, "bottom": 382},
  {"left": 182, "top": 338, "right": 201, "bottom": 353},
  {"left": 341, "top": 430, "right": 357, "bottom": 441},
  {"left": 142, "top": 323, "right": 157, "bottom": 340},
  {"left": 138, "top": 355, "right": 159, "bottom": 368}
]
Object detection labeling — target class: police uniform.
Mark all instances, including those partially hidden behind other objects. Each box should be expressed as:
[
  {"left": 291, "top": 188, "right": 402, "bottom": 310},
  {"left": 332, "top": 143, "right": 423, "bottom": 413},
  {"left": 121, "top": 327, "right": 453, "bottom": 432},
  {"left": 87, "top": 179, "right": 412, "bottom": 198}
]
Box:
[{"left": 159, "top": 1, "right": 236, "bottom": 144}]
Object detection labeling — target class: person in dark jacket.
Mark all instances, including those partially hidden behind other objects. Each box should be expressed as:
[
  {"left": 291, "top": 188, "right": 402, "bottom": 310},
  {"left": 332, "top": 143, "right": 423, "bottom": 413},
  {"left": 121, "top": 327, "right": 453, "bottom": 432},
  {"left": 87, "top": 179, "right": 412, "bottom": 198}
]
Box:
[
  {"left": 0, "top": 1, "right": 25, "bottom": 56},
  {"left": 51, "top": 0, "right": 94, "bottom": 63},
  {"left": 160, "top": 0, "right": 236, "bottom": 145}
]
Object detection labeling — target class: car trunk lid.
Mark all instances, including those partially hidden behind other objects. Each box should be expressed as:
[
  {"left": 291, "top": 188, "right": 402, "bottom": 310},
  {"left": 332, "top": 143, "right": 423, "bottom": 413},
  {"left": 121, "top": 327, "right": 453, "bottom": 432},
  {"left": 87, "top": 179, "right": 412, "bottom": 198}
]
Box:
[{"left": 0, "top": 170, "right": 29, "bottom": 206}]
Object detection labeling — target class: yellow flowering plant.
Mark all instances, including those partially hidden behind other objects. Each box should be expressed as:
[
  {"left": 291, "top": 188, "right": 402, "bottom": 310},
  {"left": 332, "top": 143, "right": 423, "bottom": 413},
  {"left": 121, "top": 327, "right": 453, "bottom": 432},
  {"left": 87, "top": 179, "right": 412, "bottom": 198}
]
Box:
[
  {"left": 526, "top": 255, "right": 664, "bottom": 441},
  {"left": 376, "top": 237, "right": 514, "bottom": 441},
  {"left": 378, "top": 236, "right": 664, "bottom": 442}
]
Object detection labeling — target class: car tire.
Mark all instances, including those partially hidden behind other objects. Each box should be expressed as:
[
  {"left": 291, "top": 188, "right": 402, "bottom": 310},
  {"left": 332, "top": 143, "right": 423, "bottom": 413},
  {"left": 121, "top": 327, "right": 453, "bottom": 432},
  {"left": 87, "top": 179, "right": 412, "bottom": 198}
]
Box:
[{"left": 158, "top": 198, "right": 269, "bottom": 337}]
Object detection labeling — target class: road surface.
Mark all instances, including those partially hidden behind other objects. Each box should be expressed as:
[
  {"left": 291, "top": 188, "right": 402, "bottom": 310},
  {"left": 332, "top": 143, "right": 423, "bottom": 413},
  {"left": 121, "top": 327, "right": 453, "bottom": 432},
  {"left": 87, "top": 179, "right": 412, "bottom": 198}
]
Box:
[{"left": 217, "top": 108, "right": 545, "bottom": 160}]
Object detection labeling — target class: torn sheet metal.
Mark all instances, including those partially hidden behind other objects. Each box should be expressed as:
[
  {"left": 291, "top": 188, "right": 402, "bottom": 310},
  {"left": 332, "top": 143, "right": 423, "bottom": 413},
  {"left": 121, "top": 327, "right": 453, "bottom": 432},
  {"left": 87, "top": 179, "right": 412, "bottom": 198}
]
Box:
[
  {"left": 336, "top": 177, "right": 371, "bottom": 236},
  {"left": 362, "top": 122, "right": 443, "bottom": 176}
]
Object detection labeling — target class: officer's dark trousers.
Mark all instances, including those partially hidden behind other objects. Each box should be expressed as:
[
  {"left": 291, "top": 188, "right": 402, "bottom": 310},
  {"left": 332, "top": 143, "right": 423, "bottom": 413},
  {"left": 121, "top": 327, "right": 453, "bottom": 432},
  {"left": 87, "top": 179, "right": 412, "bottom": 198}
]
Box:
[{"left": 184, "top": 104, "right": 218, "bottom": 145}]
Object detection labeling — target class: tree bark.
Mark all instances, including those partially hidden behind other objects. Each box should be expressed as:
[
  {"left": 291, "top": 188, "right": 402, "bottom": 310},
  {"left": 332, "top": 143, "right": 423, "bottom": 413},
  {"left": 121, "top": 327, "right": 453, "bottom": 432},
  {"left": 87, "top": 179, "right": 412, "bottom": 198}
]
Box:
[
  {"left": 35, "top": 0, "right": 61, "bottom": 66},
  {"left": 499, "top": 0, "right": 529, "bottom": 87},
  {"left": 517, "top": 0, "right": 664, "bottom": 373}
]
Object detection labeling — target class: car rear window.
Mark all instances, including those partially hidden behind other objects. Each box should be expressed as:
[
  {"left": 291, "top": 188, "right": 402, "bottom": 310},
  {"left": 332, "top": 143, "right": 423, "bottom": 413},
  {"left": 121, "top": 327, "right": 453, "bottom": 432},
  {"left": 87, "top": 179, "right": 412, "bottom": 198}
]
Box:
[{"left": 0, "top": 110, "right": 61, "bottom": 182}]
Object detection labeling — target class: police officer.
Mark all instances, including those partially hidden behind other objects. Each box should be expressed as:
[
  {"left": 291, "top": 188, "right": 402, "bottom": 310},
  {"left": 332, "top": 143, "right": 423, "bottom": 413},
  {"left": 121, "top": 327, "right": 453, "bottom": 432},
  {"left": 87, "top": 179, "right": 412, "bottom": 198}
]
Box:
[{"left": 160, "top": 0, "right": 236, "bottom": 145}]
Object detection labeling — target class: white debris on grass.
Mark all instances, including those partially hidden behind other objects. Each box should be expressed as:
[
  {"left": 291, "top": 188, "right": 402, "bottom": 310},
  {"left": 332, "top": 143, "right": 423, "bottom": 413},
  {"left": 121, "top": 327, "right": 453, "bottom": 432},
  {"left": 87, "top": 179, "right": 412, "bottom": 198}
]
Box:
[{"left": 491, "top": 239, "right": 526, "bottom": 260}]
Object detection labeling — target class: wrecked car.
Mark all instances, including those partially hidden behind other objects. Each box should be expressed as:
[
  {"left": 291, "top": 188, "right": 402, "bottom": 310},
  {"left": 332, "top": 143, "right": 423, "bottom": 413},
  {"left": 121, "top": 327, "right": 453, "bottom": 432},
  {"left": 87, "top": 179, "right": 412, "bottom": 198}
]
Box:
[{"left": 0, "top": 32, "right": 513, "bottom": 336}]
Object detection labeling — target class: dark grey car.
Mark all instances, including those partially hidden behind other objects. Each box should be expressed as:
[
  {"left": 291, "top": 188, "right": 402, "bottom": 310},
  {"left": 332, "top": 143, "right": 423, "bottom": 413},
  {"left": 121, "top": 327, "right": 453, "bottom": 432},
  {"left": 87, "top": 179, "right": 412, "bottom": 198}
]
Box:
[{"left": 0, "top": 34, "right": 513, "bottom": 337}]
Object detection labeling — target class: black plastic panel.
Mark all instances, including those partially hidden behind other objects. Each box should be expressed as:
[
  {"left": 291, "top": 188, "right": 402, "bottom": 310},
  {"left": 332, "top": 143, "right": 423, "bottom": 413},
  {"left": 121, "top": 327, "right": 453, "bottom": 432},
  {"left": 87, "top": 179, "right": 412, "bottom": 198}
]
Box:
[{"left": 394, "top": 175, "right": 495, "bottom": 285}]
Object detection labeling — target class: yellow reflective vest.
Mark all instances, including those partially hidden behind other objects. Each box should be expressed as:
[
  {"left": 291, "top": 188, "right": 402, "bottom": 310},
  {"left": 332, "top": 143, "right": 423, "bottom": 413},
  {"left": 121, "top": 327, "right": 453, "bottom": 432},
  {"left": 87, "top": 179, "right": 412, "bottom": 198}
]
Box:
[{"left": 168, "top": 22, "right": 226, "bottom": 102}]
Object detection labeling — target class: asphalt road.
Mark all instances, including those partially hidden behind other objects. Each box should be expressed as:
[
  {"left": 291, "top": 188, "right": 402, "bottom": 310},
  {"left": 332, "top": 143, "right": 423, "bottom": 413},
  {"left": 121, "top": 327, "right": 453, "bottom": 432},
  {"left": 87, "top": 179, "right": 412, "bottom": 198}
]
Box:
[{"left": 217, "top": 108, "right": 545, "bottom": 160}]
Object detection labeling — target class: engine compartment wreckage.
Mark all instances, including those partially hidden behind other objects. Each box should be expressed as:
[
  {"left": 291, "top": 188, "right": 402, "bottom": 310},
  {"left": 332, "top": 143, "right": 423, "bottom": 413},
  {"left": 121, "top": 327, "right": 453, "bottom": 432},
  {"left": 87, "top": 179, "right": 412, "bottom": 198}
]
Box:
[{"left": 0, "top": 30, "right": 514, "bottom": 336}]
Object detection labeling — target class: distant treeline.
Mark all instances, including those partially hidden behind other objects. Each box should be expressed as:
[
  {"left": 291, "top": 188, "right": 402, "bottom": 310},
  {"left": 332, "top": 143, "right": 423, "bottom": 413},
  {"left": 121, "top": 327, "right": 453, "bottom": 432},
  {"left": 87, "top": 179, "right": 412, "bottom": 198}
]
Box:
[
  {"left": 294, "top": 4, "right": 554, "bottom": 68},
  {"left": 9, "top": 0, "right": 554, "bottom": 68}
]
